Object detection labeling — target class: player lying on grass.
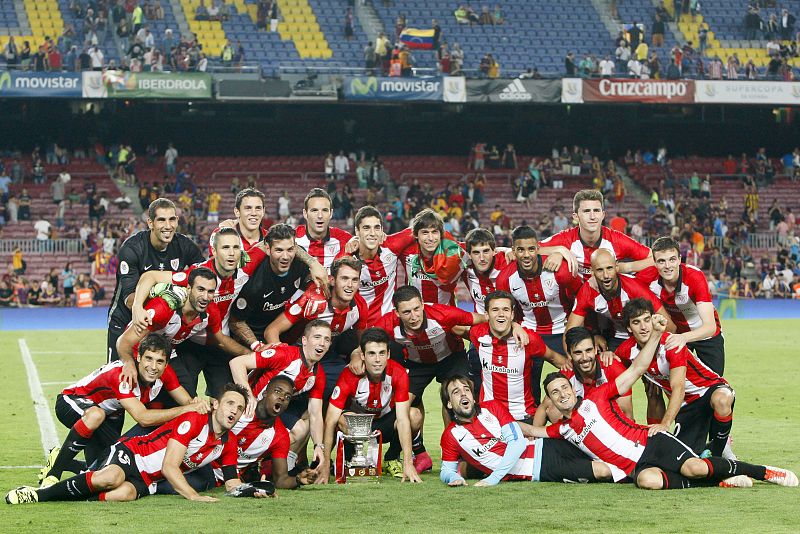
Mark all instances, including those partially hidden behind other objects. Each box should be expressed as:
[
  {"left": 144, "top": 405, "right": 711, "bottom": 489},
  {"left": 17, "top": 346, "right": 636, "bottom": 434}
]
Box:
[
  {"left": 39, "top": 333, "right": 208, "bottom": 488},
  {"left": 439, "top": 374, "right": 613, "bottom": 486},
  {"left": 213, "top": 375, "right": 319, "bottom": 490},
  {"left": 527, "top": 314, "right": 798, "bottom": 489},
  {"left": 6, "top": 384, "right": 251, "bottom": 504},
  {"left": 321, "top": 328, "right": 423, "bottom": 483}
]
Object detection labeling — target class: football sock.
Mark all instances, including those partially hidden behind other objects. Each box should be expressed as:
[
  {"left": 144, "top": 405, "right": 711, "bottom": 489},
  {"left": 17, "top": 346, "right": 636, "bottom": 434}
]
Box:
[
  {"left": 412, "top": 431, "right": 426, "bottom": 454},
  {"left": 37, "top": 472, "right": 95, "bottom": 502},
  {"left": 68, "top": 459, "right": 87, "bottom": 475},
  {"left": 702, "top": 457, "right": 767, "bottom": 482},
  {"left": 49, "top": 421, "right": 94, "bottom": 478},
  {"left": 708, "top": 412, "right": 733, "bottom": 457},
  {"left": 659, "top": 470, "right": 696, "bottom": 489}
]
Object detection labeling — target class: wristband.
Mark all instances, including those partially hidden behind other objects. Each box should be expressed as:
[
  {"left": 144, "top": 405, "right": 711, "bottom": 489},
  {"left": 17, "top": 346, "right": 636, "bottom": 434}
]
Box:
[{"left": 250, "top": 341, "right": 260, "bottom": 350}]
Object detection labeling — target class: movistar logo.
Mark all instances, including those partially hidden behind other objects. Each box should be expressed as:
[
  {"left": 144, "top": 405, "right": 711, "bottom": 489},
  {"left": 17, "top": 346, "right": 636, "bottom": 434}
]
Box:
[
  {"left": 0, "top": 71, "right": 11, "bottom": 90},
  {"left": 350, "top": 77, "right": 378, "bottom": 95}
]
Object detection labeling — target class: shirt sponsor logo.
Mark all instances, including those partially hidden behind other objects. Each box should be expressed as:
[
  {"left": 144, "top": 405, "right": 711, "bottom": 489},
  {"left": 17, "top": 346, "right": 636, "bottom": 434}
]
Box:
[{"left": 471, "top": 437, "right": 499, "bottom": 457}]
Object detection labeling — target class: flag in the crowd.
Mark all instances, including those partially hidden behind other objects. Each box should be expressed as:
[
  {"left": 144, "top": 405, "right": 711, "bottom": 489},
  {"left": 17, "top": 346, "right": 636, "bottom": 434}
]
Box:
[
  {"left": 399, "top": 28, "right": 436, "bottom": 50},
  {"left": 408, "top": 237, "right": 466, "bottom": 283}
]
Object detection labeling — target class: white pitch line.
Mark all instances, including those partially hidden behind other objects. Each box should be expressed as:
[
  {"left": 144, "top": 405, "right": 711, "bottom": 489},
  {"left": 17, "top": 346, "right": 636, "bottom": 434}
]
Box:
[
  {"left": 31, "top": 351, "right": 96, "bottom": 355},
  {"left": 0, "top": 465, "right": 42, "bottom": 469},
  {"left": 19, "top": 338, "right": 60, "bottom": 455},
  {"left": 41, "top": 381, "right": 73, "bottom": 386}
]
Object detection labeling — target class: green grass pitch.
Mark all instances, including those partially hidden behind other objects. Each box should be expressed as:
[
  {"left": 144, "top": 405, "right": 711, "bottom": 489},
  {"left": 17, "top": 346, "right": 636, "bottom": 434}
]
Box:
[{"left": 1, "top": 320, "right": 798, "bottom": 533}]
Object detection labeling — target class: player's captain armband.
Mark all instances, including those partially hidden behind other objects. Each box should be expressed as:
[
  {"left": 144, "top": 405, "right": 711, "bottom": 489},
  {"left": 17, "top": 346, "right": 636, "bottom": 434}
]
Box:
[{"left": 150, "top": 283, "right": 188, "bottom": 310}]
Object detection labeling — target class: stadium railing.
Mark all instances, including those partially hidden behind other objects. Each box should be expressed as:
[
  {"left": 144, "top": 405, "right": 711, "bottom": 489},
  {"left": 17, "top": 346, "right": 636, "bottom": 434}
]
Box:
[
  {"left": 642, "top": 233, "right": 778, "bottom": 250},
  {"left": 0, "top": 238, "right": 84, "bottom": 254}
]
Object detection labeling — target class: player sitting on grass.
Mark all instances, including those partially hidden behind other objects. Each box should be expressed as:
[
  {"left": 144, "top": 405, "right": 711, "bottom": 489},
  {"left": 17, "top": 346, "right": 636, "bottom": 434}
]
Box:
[
  {"left": 6, "top": 384, "right": 251, "bottom": 504},
  {"left": 38, "top": 333, "right": 208, "bottom": 489},
  {"left": 527, "top": 314, "right": 798, "bottom": 489}
]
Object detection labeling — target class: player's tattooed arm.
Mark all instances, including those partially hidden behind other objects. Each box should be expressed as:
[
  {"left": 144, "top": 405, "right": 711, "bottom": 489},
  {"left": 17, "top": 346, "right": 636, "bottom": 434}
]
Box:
[
  {"left": 228, "top": 316, "right": 260, "bottom": 350},
  {"left": 293, "top": 246, "right": 330, "bottom": 298}
]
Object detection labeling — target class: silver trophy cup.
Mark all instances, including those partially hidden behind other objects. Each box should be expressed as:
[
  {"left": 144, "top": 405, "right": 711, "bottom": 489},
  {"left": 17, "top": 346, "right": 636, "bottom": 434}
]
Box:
[{"left": 343, "top": 412, "right": 375, "bottom": 467}]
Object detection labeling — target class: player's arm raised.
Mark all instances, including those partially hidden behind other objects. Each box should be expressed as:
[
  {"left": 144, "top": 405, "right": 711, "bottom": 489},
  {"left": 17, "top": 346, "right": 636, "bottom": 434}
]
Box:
[
  {"left": 130, "top": 270, "right": 175, "bottom": 330},
  {"left": 294, "top": 246, "right": 330, "bottom": 297},
  {"left": 614, "top": 314, "right": 668, "bottom": 396},
  {"left": 161, "top": 439, "right": 218, "bottom": 502},
  {"left": 395, "top": 399, "right": 422, "bottom": 483}
]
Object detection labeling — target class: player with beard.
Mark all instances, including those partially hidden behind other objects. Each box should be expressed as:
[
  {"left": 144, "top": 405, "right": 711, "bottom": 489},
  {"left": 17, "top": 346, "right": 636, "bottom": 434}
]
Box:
[
  {"left": 439, "top": 374, "right": 612, "bottom": 486},
  {"left": 214, "top": 375, "right": 318, "bottom": 490},
  {"left": 533, "top": 326, "right": 633, "bottom": 425},
  {"left": 38, "top": 334, "right": 206, "bottom": 489},
  {"left": 528, "top": 315, "right": 797, "bottom": 490},
  {"left": 6, "top": 384, "right": 251, "bottom": 504},
  {"left": 295, "top": 188, "right": 353, "bottom": 270},
  {"left": 107, "top": 198, "right": 203, "bottom": 363},
  {"left": 230, "top": 320, "right": 332, "bottom": 479},
  {"left": 229, "top": 224, "right": 312, "bottom": 349},
  {"left": 565, "top": 248, "right": 677, "bottom": 352},
  {"left": 538, "top": 189, "right": 653, "bottom": 280}
]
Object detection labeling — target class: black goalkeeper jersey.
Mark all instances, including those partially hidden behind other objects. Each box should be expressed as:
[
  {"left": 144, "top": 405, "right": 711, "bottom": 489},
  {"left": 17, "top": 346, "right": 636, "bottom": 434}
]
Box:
[
  {"left": 231, "top": 258, "right": 310, "bottom": 341},
  {"left": 107, "top": 230, "right": 204, "bottom": 328}
]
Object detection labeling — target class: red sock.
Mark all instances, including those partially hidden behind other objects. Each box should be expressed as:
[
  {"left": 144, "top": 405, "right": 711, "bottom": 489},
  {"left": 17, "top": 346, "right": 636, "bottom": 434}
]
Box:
[
  {"left": 86, "top": 471, "right": 95, "bottom": 493},
  {"left": 647, "top": 417, "right": 661, "bottom": 425},
  {"left": 74, "top": 419, "right": 95, "bottom": 439}
]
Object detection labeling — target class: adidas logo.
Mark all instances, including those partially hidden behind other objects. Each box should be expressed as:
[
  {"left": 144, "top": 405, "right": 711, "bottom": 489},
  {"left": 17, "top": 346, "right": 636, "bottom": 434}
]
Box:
[{"left": 499, "top": 79, "right": 532, "bottom": 101}]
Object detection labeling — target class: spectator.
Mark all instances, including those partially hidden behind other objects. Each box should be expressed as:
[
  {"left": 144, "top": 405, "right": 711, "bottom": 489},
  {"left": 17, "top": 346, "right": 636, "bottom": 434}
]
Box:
[
  {"left": 88, "top": 45, "right": 104, "bottom": 70},
  {"left": 344, "top": 8, "right": 354, "bottom": 41},
  {"left": 27, "top": 280, "right": 43, "bottom": 307},
  {"left": 501, "top": 143, "right": 517, "bottom": 169},
  {"left": 564, "top": 52, "right": 576, "bottom": 76},
  {"left": 615, "top": 41, "right": 630, "bottom": 73},
  {"left": 334, "top": 150, "right": 350, "bottom": 180},
  {"left": 0, "top": 280, "right": 17, "bottom": 307},
  {"left": 598, "top": 55, "right": 614, "bottom": 78},
  {"left": 270, "top": 1, "right": 279, "bottom": 32},
  {"left": 17, "top": 188, "right": 31, "bottom": 220},
  {"left": 652, "top": 15, "right": 665, "bottom": 48},
  {"left": 12, "top": 248, "right": 25, "bottom": 275},
  {"left": 364, "top": 41, "right": 375, "bottom": 71},
  {"left": 628, "top": 21, "right": 642, "bottom": 50},
  {"left": 780, "top": 9, "right": 796, "bottom": 41}
]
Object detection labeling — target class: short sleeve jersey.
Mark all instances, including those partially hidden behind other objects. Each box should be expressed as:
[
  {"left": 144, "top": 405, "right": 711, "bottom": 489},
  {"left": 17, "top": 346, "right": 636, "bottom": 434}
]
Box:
[
  {"left": 374, "top": 303, "right": 474, "bottom": 364},
  {"left": 329, "top": 359, "right": 410, "bottom": 418},
  {"left": 62, "top": 360, "right": 180, "bottom": 415},
  {"left": 539, "top": 226, "right": 651, "bottom": 281},
  {"left": 248, "top": 344, "right": 326, "bottom": 401}
]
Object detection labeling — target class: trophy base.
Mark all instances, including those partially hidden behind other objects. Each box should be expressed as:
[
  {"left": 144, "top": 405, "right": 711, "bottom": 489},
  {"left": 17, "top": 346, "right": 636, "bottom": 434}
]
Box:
[{"left": 334, "top": 430, "right": 383, "bottom": 484}]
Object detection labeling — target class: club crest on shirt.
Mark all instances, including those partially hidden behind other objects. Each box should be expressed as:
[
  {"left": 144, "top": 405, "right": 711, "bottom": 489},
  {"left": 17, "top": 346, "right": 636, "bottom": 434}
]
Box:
[
  {"left": 177, "top": 421, "right": 192, "bottom": 435},
  {"left": 120, "top": 261, "right": 129, "bottom": 275},
  {"left": 171, "top": 258, "right": 180, "bottom": 270},
  {"left": 331, "top": 386, "right": 341, "bottom": 400}
]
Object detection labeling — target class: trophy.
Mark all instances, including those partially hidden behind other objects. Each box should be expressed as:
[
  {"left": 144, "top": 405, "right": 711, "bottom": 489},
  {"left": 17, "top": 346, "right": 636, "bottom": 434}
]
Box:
[{"left": 334, "top": 412, "right": 383, "bottom": 483}]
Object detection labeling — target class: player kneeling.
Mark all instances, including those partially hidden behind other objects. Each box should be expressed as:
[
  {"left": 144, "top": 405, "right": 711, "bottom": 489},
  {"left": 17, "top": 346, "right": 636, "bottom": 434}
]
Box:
[
  {"left": 6, "top": 384, "right": 250, "bottom": 504},
  {"left": 529, "top": 314, "right": 798, "bottom": 490},
  {"left": 322, "top": 328, "right": 422, "bottom": 483},
  {"left": 439, "top": 374, "right": 612, "bottom": 486}
]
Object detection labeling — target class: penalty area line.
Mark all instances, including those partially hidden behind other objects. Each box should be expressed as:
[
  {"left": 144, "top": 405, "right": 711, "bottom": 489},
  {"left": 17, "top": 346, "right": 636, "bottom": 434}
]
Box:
[{"left": 19, "top": 338, "right": 60, "bottom": 455}]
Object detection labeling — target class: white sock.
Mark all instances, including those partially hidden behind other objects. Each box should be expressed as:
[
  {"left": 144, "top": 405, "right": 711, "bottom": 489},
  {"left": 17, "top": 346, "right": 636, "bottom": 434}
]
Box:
[{"left": 287, "top": 450, "right": 298, "bottom": 472}]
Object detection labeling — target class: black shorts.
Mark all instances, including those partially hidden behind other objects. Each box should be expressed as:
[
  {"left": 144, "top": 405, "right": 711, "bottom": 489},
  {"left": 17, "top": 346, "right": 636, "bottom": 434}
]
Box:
[
  {"left": 539, "top": 333, "right": 565, "bottom": 355},
  {"left": 173, "top": 342, "right": 233, "bottom": 398},
  {"left": 537, "top": 438, "right": 600, "bottom": 483},
  {"left": 687, "top": 333, "right": 725, "bottom": 376},
  {"left": 674, "top": 383, "right": 734, "bottom": 454},
  {"left": 107, "top": 321, "right": 125, "bottom": 363},
  {"left": 606, "top": 336, "right": 626, "bottom": 353},
  {"left": 397, "top": 351, "right": 470, "bottom": 400},
  {"left": 371, "top": 409, "right": 398, "bottom": 444},
  {"left": 279, "top": 393, "right": 310, "bottom": 431},
  {"left": 634, "top": 431, "right": 697, "bottom": 483},
  {"left": 319, "top": 352, "right": 348, "bottom": 402},
  {"left": 101, "top": 443, "right": 151, "bottom": 499}
]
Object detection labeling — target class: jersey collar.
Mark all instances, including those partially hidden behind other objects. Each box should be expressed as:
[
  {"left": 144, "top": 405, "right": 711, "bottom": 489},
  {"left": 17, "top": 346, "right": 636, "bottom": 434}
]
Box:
[
  {"left": 517, "top": 255, "right": 543, "bottom": 279},
  {"left": 578, "top": 227, "right": 606, "bottom": 249},
  {"left": 659, "top": 264, "right": 684, "bottom": 293}
]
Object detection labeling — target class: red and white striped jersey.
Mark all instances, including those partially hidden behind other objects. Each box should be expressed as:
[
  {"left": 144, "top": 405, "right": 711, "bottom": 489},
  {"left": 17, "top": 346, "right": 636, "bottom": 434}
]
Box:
[
  {"left": 402, "top": 249, "right": 467, "bottom": 306},
  {"left": 62, "top": 360, "right": 180, "bottom": 414},
  {"left": 571, "top": 274, "right": 664, "bottom": 340},
  {"left": 346, "top": 229, "right": 416, "bottom": 325},
  {"left": 248, "top": 344, "right": 326, "bottom": 401},
  {"left": 208, "top": 222, "right": 267, "bottom": 256},
  {"left": 329, "top": 359, "right": 410, "bottom": 418},
  {"left": 615, "top": 332, "right": 727, "bottom": 406},
  {"left": 461, "top": 251, "right": 511, "bottom": 314},
  {"left": 374, "top": 303, "right": 474, "bottom": 364},
  {"left": 546, "top": 381, "right": 647, "bottom": 481},
  {"left": 560, "top": 358, "right": 631, "bottom": 399},
  {"left": 636, "top": 265, "right": 721, "bottom": 338},
  {"left": 496, "top": 259, "right": 582, "bottom": 335},
  {"left": 469, "top": 323, "right": 548, "bottom": 420},
  {"left": 217, "top": 415, "right": 289, "bottom": 476},
  {"left": 121, "top": 411, "right": 238, "bottom": 487},
  {"left": 284, "top": 286, "right": 368, "bottom": 336},
  {"left": 295, "top": 225, "right": 353, "bottom": 270},
  {"left": 441, "top": 400, "right": 536, "bottom": 481},
  {"left": 171, "top": 246, "right": 267, "bottom": 338},
  {"left": 540, "top": 226, "right": 651, "bottom": 281},
  {"left": 133, "top": 298, "right": 222, "bottom": 356}
]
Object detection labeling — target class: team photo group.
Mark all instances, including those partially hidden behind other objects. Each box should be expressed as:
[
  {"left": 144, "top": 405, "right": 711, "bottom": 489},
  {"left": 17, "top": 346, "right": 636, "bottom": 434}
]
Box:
[{"left": 5, "top": 185, "right": 798, "bottom": 505}]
